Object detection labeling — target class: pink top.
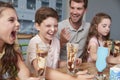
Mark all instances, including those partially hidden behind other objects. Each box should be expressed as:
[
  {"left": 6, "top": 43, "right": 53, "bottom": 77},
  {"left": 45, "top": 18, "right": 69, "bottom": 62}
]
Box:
[{"left": 87, "top": 37, "right": 103, "bottom": 62}]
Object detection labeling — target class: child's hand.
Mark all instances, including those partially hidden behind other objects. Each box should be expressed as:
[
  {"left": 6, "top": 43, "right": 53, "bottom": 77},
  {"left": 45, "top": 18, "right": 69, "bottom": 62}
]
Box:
[
  {"left": 27, "top": 77, "right": 40, "bottom": 80},
  {"left": 75, "top": 58, "right": 82, "bottom": 67},
  {"left": 76, "top": 70, "right": 95, "bottom": 80}
]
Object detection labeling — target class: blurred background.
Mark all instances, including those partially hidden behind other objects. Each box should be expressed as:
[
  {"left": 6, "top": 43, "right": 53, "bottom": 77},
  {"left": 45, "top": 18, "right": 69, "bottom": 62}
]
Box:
[{"left": 0, "top": 0, "right": 120, "bottom": 60}]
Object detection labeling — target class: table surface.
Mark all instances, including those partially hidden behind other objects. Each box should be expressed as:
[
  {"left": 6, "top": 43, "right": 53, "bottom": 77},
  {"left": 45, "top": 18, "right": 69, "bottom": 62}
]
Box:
[
  {"left": 57, "top": 62, "right": 114, "bottom": 80},
  {"left": 16, "top": 62, "right": 114, "bottom": 80}
]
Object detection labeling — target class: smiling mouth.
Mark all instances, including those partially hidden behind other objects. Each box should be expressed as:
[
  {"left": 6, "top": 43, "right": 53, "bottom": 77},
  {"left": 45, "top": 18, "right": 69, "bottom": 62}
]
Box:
[{"left": 47, "top": 31, "right": 55, "bottom": 36}]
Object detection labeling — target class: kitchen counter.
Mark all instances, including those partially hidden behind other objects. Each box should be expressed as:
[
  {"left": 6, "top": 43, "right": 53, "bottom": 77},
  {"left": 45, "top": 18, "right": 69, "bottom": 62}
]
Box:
[{"left": 17, "top": 33, "right": 34, "bottom": 39}]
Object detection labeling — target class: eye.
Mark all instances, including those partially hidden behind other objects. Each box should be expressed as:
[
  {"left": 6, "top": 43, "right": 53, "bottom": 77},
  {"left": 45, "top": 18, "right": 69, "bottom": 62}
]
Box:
[
  {"left": 9, "top": 17, "right": 15, "bottom": 22},
  {"left": 70, "top": 6, "right": 74, "bottom": 10},
  {"left": 9, "top": 19, "right": 14, "bottom": 22},
  {"left": 103, "top": 25, "right": 106, "bottom": 28},
  {"left": 54, "top": 24, "right": 58, "bottom": 28},
  {"left": 46, "top": 25, "right": 51, "bottom": 27},
  {"left": 77, "top": 7, "right": 84, "bottom": 10},
  {"left": 102, "top": 24, "right": 107, "bottom": 28}
]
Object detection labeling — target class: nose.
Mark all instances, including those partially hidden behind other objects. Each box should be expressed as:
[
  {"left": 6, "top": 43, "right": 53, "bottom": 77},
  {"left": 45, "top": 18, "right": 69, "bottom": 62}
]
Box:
[
  {"left": 107, "top": 26, "right": 110, "bottom": 30},
  {"left": 51, "top": 26, "right": 55, "bottom": 31},
  {"left": 72, "top": 9, "right": 77, "bottom": 14},
  {"left": 16, "top": 20, "right": 20, "bottom": 30},
  {"left": 106, "top": 27, "right": 110, "bottom": 32}
]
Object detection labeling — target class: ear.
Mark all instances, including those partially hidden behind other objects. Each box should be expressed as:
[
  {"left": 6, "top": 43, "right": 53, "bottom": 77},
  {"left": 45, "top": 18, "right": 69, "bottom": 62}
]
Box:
[{"left": 35, "top": 23, "right": 40, "bottom": 31}]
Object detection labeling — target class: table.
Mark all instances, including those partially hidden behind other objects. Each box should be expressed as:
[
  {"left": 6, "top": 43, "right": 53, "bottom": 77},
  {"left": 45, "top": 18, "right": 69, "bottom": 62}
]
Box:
[
  {"left": 57, "top": 62, "right": 113, "bottom": 80},
  {"left": 16, "top": 63, "right": 114, "bottom": 80}
]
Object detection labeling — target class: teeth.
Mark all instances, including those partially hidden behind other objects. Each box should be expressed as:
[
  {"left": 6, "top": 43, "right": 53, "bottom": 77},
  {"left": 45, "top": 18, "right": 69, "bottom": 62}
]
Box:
[
  {"left": 48, "top": 33, "right": 54, "bottom": 36},
  {"left": 72, "top": 15, "right": 77, "bottom": 17},
  {"left": 49, "top": 33, "right": 53, "bottom": 35},
  {"left": 48, "top": 32, "right": 54, "bottom": 34}
]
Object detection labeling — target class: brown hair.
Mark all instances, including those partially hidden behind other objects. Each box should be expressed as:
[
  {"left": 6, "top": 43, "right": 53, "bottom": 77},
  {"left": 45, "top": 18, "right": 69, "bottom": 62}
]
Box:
[
  {"left": 0, "top": 1, "right": 15, "bottom": 14},
  {"left": 81, "top": 12, "right": 112, "bottom": 62},
  {"left": 35, "top": 7, "right": 59, "bottom": 25},
  {"left": 0, "top": 1, "right": 21, "bottom": 79},
  {"left": 69, "top": 0, "right": 88, "bottom": 9}
]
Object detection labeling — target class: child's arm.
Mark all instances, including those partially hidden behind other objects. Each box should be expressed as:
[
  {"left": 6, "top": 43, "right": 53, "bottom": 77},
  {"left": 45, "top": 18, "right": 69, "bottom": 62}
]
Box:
[
  {"left": 46, "top": 67, "right": 94, "bottom": 80},
  {"left": 89, "top": 42, "right": 98, "bottom": 62},
  {"left": 107, "top": 55, "right": 120, "bottom": 64}
]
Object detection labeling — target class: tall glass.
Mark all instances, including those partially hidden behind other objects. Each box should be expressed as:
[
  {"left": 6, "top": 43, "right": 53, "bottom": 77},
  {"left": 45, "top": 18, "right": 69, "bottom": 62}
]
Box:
[
  {"left": 66, "top": 43, "right": 78, "bottom": 75},
  {"left": 36, "top": 43, "right": 49, "bottom": 80},
  {"left": 95, "top": 47, "right": 109, "bottom": 80}
]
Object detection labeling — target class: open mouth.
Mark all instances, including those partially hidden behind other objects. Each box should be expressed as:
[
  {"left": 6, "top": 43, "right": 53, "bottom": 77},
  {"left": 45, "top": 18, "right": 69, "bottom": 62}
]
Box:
[{"left": 11, "top": 31, "right": 16, "bottom": 40}]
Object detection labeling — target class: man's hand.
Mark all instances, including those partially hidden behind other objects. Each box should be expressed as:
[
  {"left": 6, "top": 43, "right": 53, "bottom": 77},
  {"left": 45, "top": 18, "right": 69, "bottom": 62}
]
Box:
[{"left": 60, "top": 27, "right": 70, "bottom": 47}]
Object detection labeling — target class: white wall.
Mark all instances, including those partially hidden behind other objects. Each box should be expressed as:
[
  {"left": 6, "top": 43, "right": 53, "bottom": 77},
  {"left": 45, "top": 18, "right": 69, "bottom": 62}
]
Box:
[{"left": 62, "top": 0, "right": 69, "bottom": 19}]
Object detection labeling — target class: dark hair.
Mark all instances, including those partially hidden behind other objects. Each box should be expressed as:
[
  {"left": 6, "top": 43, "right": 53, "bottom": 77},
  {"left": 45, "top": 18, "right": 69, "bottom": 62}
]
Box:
[
  {"left": 69, "top": 0, "right": 88, "bottom": 9},
  {"left": 0, "top": 1, "right": 21, "bottom": 79},
  {"left": 81, "top": 12, "right": 112, "bottom": 62},
  {"left": 35, "top": 7, "right": 59, "bottom": 25}
]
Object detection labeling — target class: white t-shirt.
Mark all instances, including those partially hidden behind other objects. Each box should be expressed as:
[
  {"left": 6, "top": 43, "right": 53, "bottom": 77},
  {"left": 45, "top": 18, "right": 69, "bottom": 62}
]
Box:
[{"left": 26, "top": 34, "right": 60, "bottom": 73}]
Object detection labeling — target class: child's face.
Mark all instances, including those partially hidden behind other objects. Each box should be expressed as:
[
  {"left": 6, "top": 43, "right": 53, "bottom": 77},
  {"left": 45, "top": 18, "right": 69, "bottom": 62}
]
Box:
[
  {"left": 0, "top": 8, "right": 20, "bottom": 44},
  {"left": 37, "top": 17, "right": 58, "bottom": 43},
  {"left": 97, "top": 18, "right": 111, "bottom": 37}
]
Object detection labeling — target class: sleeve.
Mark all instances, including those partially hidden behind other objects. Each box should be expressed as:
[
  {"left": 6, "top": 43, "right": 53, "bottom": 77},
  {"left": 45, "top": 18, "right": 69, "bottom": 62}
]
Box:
[
  {"left": 27, "top": 39, "right": 37, "bottom": 65},
  {"left": 54, "top": 38, "right": 60, "bottom": 68}
]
